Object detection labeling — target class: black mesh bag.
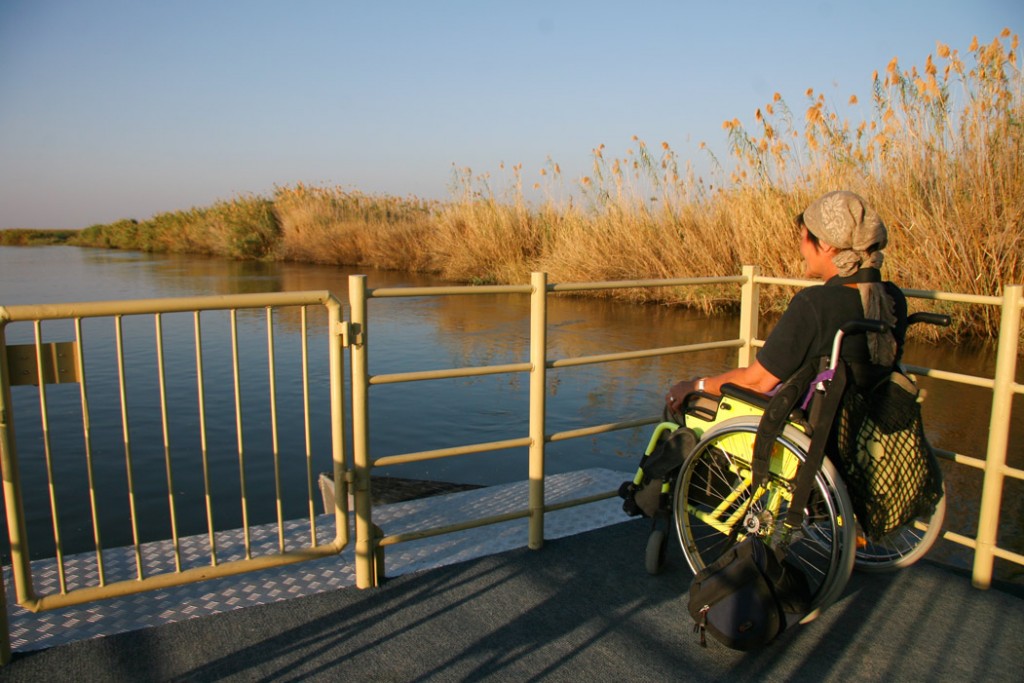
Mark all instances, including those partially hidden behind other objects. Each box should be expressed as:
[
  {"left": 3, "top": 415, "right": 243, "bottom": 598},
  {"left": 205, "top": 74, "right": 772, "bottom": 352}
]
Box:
[{"left": 833, "top": 371, "right": 944, "bottom": 539}]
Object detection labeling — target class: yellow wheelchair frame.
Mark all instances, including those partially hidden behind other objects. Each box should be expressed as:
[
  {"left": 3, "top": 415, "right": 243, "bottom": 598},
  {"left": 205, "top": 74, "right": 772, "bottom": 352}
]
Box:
[{"left": 638, "top": 387, "right": 856, "bottom": 619}]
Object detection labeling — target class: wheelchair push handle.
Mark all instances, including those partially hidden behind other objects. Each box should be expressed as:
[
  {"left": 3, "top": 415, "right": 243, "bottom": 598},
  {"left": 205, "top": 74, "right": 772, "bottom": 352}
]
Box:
[
  {"left": 839, "top": 319, "right": 889, "bottom": 335},
  {"left": 907, "top": 312, "right": 951, "bottom": 328},
  {"left": 829, "top": 313, "right": 950, "bottom": 371},
  {"left": 829, "top": 319, "right": 888, "bottom": 370}
]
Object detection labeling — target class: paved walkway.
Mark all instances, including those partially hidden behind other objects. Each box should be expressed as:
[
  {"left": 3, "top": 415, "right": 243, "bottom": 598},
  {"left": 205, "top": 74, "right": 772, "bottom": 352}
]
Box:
[{"left": 2, "top": 475, "right": 1022, "bottom": 681}]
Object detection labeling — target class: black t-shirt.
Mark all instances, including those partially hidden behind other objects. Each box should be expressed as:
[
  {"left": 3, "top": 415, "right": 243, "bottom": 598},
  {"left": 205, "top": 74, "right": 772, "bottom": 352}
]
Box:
[{"left": 757, "top": 279, "right": 907, "bottom": 387}]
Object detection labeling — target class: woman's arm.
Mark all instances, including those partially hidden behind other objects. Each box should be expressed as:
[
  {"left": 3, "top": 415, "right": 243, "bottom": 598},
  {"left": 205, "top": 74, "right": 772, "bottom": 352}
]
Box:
[
  {"left": 702, "top": 361, "right": 781, "bottom": 394},
  {"left": 665, "top": 360, "right": 781, "bottom": 411}
]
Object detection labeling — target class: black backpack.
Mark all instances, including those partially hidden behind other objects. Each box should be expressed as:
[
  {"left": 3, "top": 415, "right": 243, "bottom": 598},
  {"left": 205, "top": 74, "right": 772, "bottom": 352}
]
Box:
[{"left": 687, "top": 536, "right": 811, "bottom": 650}]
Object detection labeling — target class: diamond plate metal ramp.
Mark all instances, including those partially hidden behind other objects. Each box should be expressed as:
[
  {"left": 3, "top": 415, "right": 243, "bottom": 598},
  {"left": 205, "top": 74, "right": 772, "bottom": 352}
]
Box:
[{"left": 3, "top": 468, "right": 633, "bottom": 652}]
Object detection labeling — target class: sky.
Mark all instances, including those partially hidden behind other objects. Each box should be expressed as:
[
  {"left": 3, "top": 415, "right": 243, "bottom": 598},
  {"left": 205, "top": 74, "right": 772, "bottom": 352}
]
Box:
[{"left": 0, "top": 1, "right": 1020, "bottom": 229}]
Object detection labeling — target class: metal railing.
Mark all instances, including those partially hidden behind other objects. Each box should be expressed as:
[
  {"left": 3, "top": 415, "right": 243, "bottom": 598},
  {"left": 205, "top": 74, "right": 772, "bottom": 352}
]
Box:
[
  {"left": 345, "top": 268, "right": 1022, "bottom": 591},
  {"left": 0, "top": 291, "right": 350, "bottom": 661},
  {"left": 0, "top": 268, "right": 1021, "bottom": 663}
]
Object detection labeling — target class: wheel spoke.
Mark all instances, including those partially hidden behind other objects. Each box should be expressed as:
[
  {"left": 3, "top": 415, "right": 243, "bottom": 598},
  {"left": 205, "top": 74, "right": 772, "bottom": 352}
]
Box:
[{"left": 674, "top": 418, "right": 855, "bottom": 613}]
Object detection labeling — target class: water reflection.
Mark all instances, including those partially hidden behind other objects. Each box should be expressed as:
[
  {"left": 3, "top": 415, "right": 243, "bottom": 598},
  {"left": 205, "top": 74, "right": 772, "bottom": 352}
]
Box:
[{"left": 0, "top": 246, "right": 1021, "bottom": 582}]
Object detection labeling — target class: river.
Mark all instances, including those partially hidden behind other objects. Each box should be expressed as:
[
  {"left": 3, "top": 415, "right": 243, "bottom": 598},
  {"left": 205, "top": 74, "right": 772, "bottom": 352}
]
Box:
[{"left": 0, "top": 246, "right": 1021, "bottom": 581}]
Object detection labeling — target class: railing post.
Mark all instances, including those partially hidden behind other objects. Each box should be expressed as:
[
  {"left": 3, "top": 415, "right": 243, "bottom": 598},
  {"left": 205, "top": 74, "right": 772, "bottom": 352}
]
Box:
[
  {"left": 327, "top": 298, "right": 349, "bottom": 548},
  {"left": 348, "top": 275, "right": 376, "bottom": 587},
  {"left": 972, "top": 284, "right": 1022, "bottom": 588},
  {"left": 528, "top": 272, "right": 548, "bottom": 550},
  {"left": 738, "top": 265, "right": 761, "bottom": 368},
  {"left": 0, "top": 322, "right": 17, "bottom": 664}
]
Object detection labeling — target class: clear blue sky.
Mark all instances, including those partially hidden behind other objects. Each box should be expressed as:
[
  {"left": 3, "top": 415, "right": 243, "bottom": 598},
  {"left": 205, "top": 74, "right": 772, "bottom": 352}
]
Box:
[{"left": 1, "top": 0, "right": 1019, "bottom": 229}]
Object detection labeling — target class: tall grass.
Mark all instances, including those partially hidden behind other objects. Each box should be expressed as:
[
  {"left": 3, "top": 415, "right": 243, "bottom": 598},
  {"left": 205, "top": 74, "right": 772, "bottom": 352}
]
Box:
[
  {"left": 73, "top": 196, "right": 279, "bottom": 259},
  {"left": 65, "top": 30, "right": 1021, "bottom": 339},
  {"left": 272, "top": 183, "right": 437, "bottom": 272},
  {"left": 0, "top": 229, "right": 77, "bottom": 245}
]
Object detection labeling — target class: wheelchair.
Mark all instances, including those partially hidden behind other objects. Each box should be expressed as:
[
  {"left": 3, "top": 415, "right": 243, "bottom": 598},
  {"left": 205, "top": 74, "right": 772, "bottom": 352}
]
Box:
[{"left": 624, "top": 313, "right": 949, "bottom": 620}]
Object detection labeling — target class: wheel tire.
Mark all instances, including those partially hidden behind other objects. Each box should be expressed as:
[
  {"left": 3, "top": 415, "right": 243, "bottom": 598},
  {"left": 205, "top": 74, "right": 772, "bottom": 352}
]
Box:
[
  {"left": 855, "top": 483, "right": 946, "bottom": 573},
  {"left": 673, "top": 416, "right": 856, "bottom": 617},
  {"left": 645, "top": 528, "right": 667, "bottom": 575}
]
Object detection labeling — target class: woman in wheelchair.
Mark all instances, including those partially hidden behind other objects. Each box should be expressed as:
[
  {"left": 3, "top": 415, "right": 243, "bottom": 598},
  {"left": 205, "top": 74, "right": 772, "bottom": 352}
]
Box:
[
  {"left": 629, "top": 191, "right": 945, "bottom": 622},
  {"left": 666, "top": 190, "right": 907, "bottom": 409}
]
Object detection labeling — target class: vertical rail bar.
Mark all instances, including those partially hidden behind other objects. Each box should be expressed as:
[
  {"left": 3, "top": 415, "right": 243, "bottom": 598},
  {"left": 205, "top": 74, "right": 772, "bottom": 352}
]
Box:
[
  {"left": 266, "top": 307, "right": 285, "bottom": 553},
  {"left": 154, "top": 314, "right": 182, "bottom": 572},
  {"left": 327, "top": 298, "right": 348, "bottom": 547},
  {"left": 738, "top": 264, "right": 760, "bottom": 368},
  {"left": 230, "top": 309, "right": 252, "bottom": 559},
  {"left": 194, "top": 311, "right": 217, "bottom": 566},
  {"left": 301, "top": 306, "right": 317, "bottom": 544},
  {"left": 0, "top": 322, "right": 35, "bottom": 606},
  {"left": 972, "top": 284, "right": 1022, "bottom": 588},
  {"left": 0, "top": 325, "right": 10, "bottom": 663},
  {"left": 349, "top": 275, "right": 375, "bottom": 587},
  {"left": 114, "top": 316, "right": 144, "bottom": 580},
  {"left": 528, "top": 272, "right": 548, "bottom": 550},
  {"left": 0, "top": 334, "right": 24, "bottom": 675},
  {"left": 74, "top": 318, "right": 105, "bottom": 585},
  {"left": 33, "top": 321, "right": 67, "bottom": 593}
]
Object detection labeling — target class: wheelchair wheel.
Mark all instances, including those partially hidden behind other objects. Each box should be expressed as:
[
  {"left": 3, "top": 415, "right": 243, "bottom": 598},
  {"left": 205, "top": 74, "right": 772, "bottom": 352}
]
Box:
[
  {"left": 673, "top": 416, "right": 856, "bottom": 618},
  {"left": 854, "top": 483, "right": 946, "bottom": 572},
  {"left": 645, "top": 528, "right": 668, "bottom": 575}
]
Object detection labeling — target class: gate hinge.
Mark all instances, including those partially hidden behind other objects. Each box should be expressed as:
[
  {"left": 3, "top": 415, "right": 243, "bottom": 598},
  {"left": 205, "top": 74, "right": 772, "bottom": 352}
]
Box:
[{"left": 336, "top": 321, "right": 364, "bottom": 347}]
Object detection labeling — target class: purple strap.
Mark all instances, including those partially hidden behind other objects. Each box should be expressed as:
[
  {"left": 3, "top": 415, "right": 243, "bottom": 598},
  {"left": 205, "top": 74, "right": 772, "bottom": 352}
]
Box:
[{"left": 801, "top": 369, "right": 835, "bottom": 410}]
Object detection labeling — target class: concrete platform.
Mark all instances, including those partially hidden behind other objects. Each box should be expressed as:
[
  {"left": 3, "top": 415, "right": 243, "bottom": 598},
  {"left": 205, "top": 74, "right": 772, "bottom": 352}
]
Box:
[{"left": 3, "top": 468, "right": 1022, "bottom": 681}]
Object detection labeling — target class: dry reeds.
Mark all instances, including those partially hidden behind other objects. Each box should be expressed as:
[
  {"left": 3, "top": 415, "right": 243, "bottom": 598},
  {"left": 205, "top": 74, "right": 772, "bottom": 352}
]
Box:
[
  {"left": 272, "top": 183, "right": 437, "bottom": 272},
  {"left": 64, "top": 29, "right": 1021, "bottom": 339}
]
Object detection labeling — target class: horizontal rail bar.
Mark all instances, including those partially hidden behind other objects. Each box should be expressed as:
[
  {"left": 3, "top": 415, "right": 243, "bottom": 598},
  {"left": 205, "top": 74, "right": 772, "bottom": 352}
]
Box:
[
  {"left": 376, "top": 415, "right": 661, "bottom": 469},
  {"left": 903, "top": 365, "right": 995, "bottom": 389},
  {"left": 542, "top": 489, "right": 617, "bottom": 512},
  {"left": 902, "top": 288, "right": 1005, "bottom": 307},
  {"left": 549, "top": 340, "right": 744, "bottom": 369},
  {"left": 932, "top": 447, "right": 987, "bottom": 471},
  {"left": 943, "top": 523, "right": 1024, "bottom": 565},
  {"left": 752, "top": 276, "right": 1015, "bottom": 309},
  {"left": 378, "top": 489, "right": 618, "bottom": 548},
  {"left": 373, "top": 437, "right": 533, "bottom": 468},
  {"left": 379, "top": 508, "right": 531, "bottom": 546},
  {"left": 370, "top": 362, "right": 532, "bottom": 385},
  {"left": 368, "top": 284, "right": 533, "bottom": 298},
  {"left": 550, "top": 275, "right": 745, "bottom": 293},
  {"left": 995, "top": 545, "right": 1024, "bottom": 565},
  {"left": 0, "top": 291, "right": 337, "bottom": 322},
  {"left": 751, "top": 275, "right": 1016, "bottom": 308},
  {"left": 376, "top": 414, "right": 665, "bottom": 468},
  {"left": 752, "top": 275, "right": 814, "bottom": 288},
  {"left": 547, "top": 416, "right": 659, "bottom": 443},
  {"left": 369, "top": 276, "right": 748, "bottom": 300},
  {"left": 942, "top": 529, "right": 978, "bottom": 549}
]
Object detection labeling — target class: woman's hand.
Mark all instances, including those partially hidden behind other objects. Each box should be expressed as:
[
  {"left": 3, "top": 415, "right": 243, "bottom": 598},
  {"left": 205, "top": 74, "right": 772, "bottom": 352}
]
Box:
[{"left": 665, "top": 379, "right": 699, "bottom": 411}]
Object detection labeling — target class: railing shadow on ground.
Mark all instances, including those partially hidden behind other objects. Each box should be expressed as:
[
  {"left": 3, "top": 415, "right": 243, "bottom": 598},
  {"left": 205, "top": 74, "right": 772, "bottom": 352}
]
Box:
[{"left": 2, "top": 521, "right": 1022, "bottom": 681}]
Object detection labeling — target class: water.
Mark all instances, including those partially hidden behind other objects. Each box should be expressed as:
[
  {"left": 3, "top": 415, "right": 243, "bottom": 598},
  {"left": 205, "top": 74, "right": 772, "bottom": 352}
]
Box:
[{"left": 1, "top": 246, "right": 1021, "bottom": 581}]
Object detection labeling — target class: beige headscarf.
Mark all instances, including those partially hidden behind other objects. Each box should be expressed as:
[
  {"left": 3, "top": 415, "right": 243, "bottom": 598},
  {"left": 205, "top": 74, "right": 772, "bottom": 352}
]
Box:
[{"left": 803, "top": 191, "right": 898, "bottom": 366}]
